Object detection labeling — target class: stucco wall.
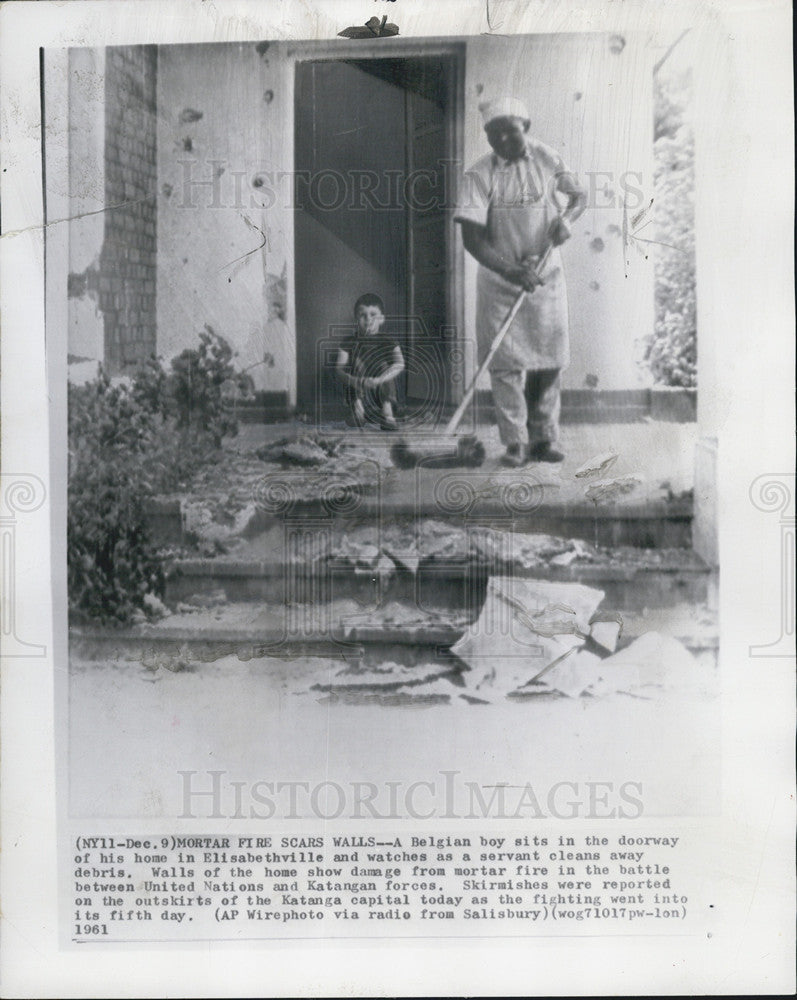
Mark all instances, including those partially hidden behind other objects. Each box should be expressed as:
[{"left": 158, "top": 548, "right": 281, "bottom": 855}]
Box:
[
  {"left": 67, "top": 48, "right": 105, "bottom": 371},
  {"left": 136, "top": 35, "right": 653, "bottom": 398},
  {"left": 155, "top": 42, "right": 293, "bottom": 393}
]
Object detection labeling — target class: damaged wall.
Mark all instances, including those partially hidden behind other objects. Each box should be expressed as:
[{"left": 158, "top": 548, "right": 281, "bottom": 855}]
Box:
[
  {"left": 68, "top": 34, "right": 654, "bottom": 398},
  {"left": 67, "top": 45, "right": 158, "bottom": 377},
  {"left": 155, "top": 42, "right": 293, "bottom": 394},
  {"left": 67, "top": 48, "right": 105, "bottom": 376}
]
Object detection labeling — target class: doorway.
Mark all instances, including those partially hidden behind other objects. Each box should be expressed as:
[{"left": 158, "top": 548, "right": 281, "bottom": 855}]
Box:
[{"left": 293, "top": 53, "right": 462, "bottom": 421}]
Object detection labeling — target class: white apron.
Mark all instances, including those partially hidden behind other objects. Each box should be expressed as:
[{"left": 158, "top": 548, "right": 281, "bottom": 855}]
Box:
[{"left": 471, "top": 149, "right": 570, "bottom": 372}]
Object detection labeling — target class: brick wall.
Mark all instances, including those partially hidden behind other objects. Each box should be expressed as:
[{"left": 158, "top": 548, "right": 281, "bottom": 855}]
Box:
[{"left": 101, "top": 46, "right": 158, "bottom": 373}]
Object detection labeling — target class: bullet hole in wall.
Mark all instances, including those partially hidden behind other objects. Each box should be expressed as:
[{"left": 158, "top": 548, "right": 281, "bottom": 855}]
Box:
[
  {"left": 264, "top": 90, "right": 274, "bottom": 104},
  {"left": 589, "top": 280, "right": 600, "bottom": 291},
  {"left": 68, "top": 272, "right": 88, "bottom": 298},
  {"left": 161, "top": 183, "right": 173, "bottom": 198},
  {"left": 585, "top": 373, "right": 599, "bottom": 388},
  {"left": 574, "top": 91, "right": 583, "bottom": 101},
  {"left": 607, "top": 224, "right": 622, "bottom": 236},
  {"left": 182, "top": 137, "right": 193, "bottom": 152},
  {"left": 590, "top": 237, "right": 605, "bottom": 253},
  {"left": 609, "top": 34, "right": 626, "bottom": 54},
  {"left": 256, "top": 41, "right": 270, "bottom": 57},
  {"left": 475, "top": 83, "right": 484, "bottom": 95},
  {"left": 179, "top": 107, "right": 203, "bottom": 124},
  {"left": 252, "top": 174, "right": 266, "bottom": 188}
]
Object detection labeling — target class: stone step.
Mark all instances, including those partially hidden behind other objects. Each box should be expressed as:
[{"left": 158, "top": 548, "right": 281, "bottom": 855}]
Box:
[
  {"left": 148, "top": 481, "right": 694, "bottom": 552},
  {"left": 70, "top": 601, "right": 718, "bottom": 666},
  {"left": 164, "top": 546, "right": 711, "bottom": 614}
]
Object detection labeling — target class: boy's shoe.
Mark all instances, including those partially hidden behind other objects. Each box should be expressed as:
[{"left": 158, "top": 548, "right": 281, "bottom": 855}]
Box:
[
  {"left": 346, "top": 399, "right": 367, "bottom": 428},
  {"left": 528, "top": 441, "right": 565, "bottom": 463},
  {"left": 500, "top": 443, "right": 526, "bottom": 467},
  {"left": 380, "top": 401, "right": 398, "bottom": 431}
]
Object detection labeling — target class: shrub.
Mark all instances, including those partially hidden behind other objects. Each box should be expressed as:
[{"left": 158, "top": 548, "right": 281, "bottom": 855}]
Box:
[
  {"left": 68, "top": 329, "right": 246, "bottom": 623},
  {"left": 170, "top": 325, "right": 240, "bottom": 446},
  {"left": 645, "top": 67, "right": 697, "bottom": 388},
  {"left": 68, "top": 372, "right": 167, "bottom": 623}
]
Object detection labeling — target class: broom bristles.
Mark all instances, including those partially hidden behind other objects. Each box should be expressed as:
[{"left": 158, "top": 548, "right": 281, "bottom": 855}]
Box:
[{"left": 390, "top": 435, "right": 485, "bottom": 469}]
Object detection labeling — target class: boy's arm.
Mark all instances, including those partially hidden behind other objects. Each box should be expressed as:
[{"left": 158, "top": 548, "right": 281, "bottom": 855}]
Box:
[
  {"left": 335, "top": 348, "right": 360, "bottom": 390},
  {"left": 369, "top": 345, "right": 405, "bottom": 387}
]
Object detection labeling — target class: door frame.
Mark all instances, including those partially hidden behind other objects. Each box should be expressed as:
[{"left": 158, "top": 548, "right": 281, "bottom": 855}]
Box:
[{"left": 288, "top": 39, "right": 466, "bottom": 411}]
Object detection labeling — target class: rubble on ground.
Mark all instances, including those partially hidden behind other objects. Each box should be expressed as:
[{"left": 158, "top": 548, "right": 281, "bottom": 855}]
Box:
[
  {"left": 574, "top": 451, "right": 619, "bottom": 478},
  {"left": 584, "top": 474, "right": 644, "bottom": 504}
]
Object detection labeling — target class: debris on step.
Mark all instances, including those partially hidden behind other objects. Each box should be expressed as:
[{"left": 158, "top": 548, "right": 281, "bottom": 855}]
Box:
[
  {"left": 312, "top": 661, "right": 453, "bottom": 692},
  {"left": 588, "top": 614, "right": 623, "bottom": 653},
  {"left": 332, "top": 535, "right": 381, "bottom": 569},
  {"left": 585, "top": 474, "right": 644, "bottom": 504},
  {"left": 142, "top": 593, "right": 171, "bottom": 620},
  {"left": 574, "top": 451, "right": 619, "bottom": 479},
  {"left": 587, "top": 631, "right": 703, "bottom": 697},
  {"left": 257, "top": 435, "right": 331, "bottom": 466},
  {"left": 472, "top": 529, "right": 598, "bottom": 571},
  {"left": 526, "top": 647, "right": 605, "bottom": 698},
  {"left": 417, "top": 520, "right": 471, "bottom": 563},
  {"left": 451, "top": 578, "right": 605, "bottom": 697},
  {"left": 231, "top": 502, "right": 258, "bottom": 535},
  {"left": 383, "top": 545, "right": 420, "bottom": 576},
  {"left": 318, "top": 689, "right": 450, "bottom": 707},
  {"left": 184, "top": 588, "right": 227, "bottom": 609}
]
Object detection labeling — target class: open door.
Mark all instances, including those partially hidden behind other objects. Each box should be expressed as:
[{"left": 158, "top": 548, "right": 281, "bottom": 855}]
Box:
[{"left": 293, "top": 53, "right": 461, "bottom": 421}]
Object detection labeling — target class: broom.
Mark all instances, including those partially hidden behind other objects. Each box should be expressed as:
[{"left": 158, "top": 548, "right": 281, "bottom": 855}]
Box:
[{"left": 391, "top": 240, "right": 557, "bottom": 469}]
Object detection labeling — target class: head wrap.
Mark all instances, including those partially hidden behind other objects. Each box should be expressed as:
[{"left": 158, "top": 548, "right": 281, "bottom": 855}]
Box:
[{"left": 479, "top": 97, "right": 530, "bottom": 126}]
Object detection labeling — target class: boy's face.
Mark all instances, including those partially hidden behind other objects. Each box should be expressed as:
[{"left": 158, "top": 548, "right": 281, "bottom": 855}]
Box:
[{"left": 356, "top": 304, "right": 384, "bottom": 336}]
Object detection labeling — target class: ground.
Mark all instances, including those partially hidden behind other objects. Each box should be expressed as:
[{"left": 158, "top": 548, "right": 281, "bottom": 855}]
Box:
[
  {"left": 69, "top": 638, "right": 719, "bottom": 820},
  {"left": 68, "top": 417, "right": 718, "bottom": 822}
]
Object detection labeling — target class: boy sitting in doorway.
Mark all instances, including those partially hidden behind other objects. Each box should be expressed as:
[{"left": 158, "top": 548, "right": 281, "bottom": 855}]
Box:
[{"left": 335, "top": 293, "right": 405, "bottom": 431}]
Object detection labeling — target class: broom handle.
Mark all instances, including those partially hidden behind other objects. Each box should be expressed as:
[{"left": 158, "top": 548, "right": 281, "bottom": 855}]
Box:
[{"left": 444, "top": 240, "right": 557, "bottom": 436}]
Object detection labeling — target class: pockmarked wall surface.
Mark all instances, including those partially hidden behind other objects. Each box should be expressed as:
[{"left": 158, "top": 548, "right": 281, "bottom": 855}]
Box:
[{"left": 67, "top": 34, "right": 655, "bottom": 398}]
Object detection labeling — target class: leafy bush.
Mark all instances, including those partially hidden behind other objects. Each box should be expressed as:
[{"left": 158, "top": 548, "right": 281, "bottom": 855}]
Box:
[
  {"left": 68, "top": 329, "right": 246, "bottom": 623},
  {"left": 68, "top": 372, "right": 167, "bottom": 623},
  {"left": 645, "top": 67, "right": 697, "bottom": 388},
  {"left": 170, "top": 325, "right": 240, "bottom": 446}
]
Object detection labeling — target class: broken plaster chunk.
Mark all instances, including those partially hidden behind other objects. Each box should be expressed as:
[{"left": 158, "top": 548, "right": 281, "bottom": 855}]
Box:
[
  {"left": 588, "top": 631, "right": 699, "bottom": 697},
  {"left": 585, "top": 474, "right": 644, "bottom": 504},
  {"left": 451, "top": 578, "right": 604, "bottom": 691},
  {"left": 589, "top": 617, "right": 623, "bottom": 653},
  {"left": 529, "top": 647, "right": 605, "bottom": 698},
  {"left": 574, "top": 451, "right": 619, "bottom": 479},
  {"left": 383, "top": 546, "right": 420, "bottom": 576}
]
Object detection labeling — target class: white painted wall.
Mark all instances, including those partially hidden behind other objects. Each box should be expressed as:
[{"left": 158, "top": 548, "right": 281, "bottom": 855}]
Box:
[
  {"left": 153, "top": 34, "right": 655, "bottom": 399},
  {"left": 155, "top": 42, "right": 294, "bottom": 395},
  {"left": 67, "top": 47, "right": 105, "bottom": 373}
]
